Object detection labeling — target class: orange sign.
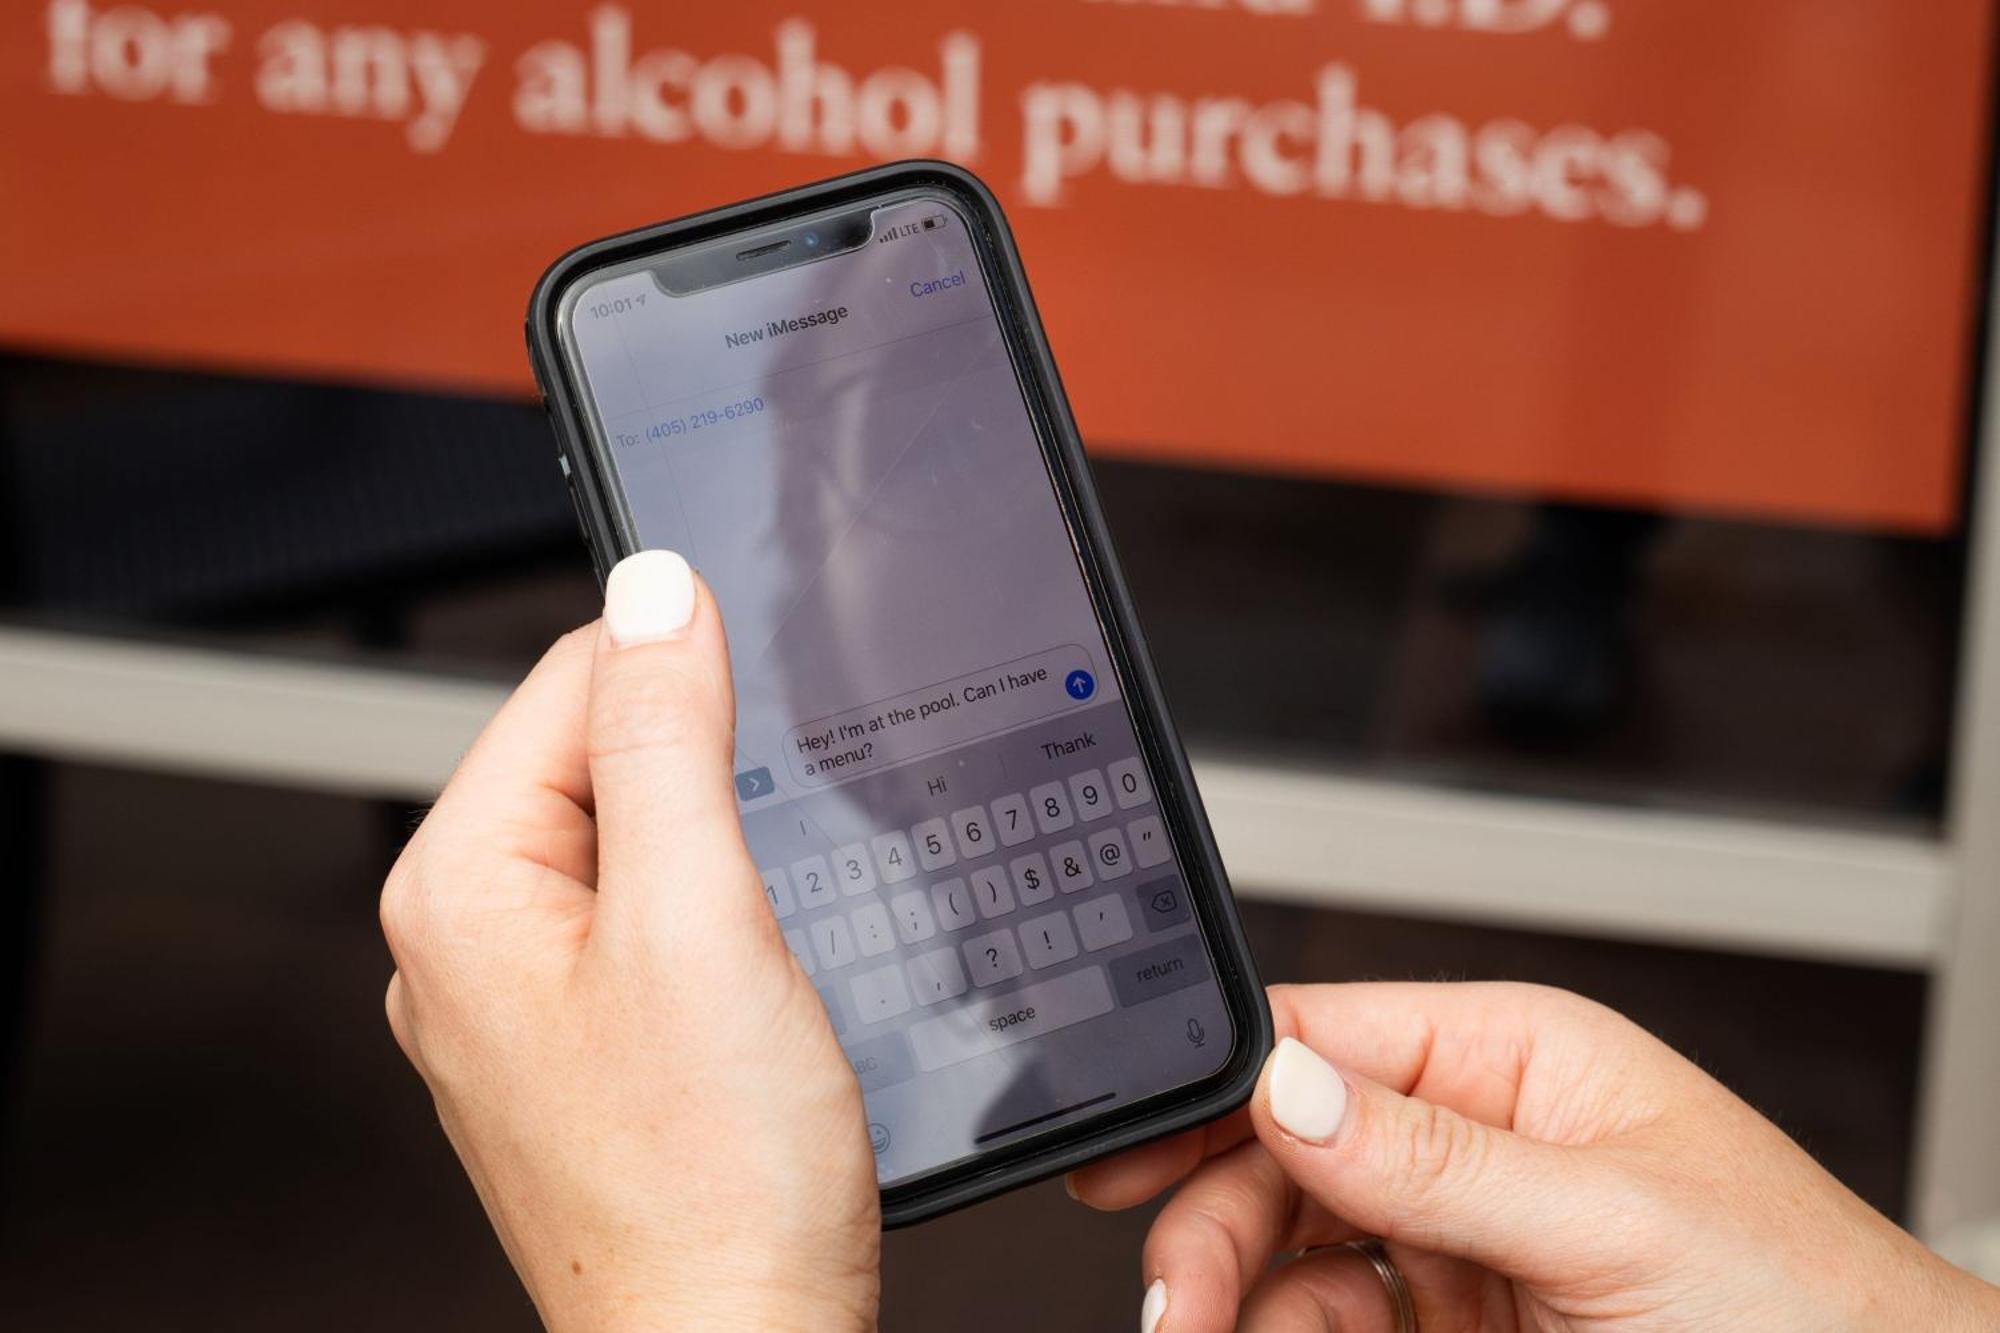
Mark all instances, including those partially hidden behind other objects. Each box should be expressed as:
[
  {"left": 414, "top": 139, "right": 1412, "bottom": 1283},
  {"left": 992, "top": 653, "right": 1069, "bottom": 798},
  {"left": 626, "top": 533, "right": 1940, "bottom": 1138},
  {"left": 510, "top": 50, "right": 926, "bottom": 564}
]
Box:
[{"left": 0, "top": 0, "right": 1991, "bottom": 532}]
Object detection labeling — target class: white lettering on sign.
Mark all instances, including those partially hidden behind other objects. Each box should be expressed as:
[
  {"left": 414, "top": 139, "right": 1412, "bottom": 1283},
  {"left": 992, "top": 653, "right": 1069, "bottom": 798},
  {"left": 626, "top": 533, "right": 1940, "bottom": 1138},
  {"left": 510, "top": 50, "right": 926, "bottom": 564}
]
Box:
[
  {"left": 1017, "top": 61, "right": 1702, "bottom": 230},
  {"left": 513, "top": 13, "right": 980, "bottom": 160},
  {"left": 46, "top": 0, "right": 231, "bottom": 104},
  {"left": 1360, "top": 0, "right": 1611, "bottom": 41},
  {"left": 255, "top": 20, "right": 486, "bottom": 152},
  {"left": 35, "top": 0, "right": 1685, "bottom": 226}
]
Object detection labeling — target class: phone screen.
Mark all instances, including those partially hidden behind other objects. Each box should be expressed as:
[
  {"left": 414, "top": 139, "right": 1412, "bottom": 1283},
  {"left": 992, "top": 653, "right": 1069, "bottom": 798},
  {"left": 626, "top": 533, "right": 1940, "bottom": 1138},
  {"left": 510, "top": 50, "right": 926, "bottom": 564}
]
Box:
[{"left": 558, "top": 191, "right": 1234, "bottom": 1189}]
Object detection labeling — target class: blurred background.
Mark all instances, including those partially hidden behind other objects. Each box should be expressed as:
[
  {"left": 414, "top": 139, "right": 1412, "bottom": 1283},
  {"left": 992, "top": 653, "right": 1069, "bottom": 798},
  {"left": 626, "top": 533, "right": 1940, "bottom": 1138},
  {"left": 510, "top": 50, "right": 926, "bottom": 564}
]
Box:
[{"left": 5, "top": 0, "right": 2000, "bottom": 1327}]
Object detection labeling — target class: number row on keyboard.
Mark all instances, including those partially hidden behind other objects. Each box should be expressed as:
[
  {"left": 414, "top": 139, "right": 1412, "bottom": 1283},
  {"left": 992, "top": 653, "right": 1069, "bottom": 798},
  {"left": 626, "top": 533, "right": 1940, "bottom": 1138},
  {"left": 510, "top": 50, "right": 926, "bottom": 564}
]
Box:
[
  {"left": 772, "top": 814, "right": 1169, "bottom": 930},
  {"left": 782, "top": 818, "right": 1169, "bottom": 968},
  {"left": 810, "top": 894, "right": 1138, "bottom": 1025},
  {"left": 759, "top": 760, "right": 1156, "bottom": 915}
]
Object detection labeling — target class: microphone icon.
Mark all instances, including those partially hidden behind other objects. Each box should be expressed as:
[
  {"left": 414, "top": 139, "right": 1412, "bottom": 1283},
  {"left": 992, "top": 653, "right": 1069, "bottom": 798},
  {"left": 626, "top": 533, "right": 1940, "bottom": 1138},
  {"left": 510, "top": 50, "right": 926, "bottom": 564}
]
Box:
[{"left": 1185, "top": 1018, "right": 1207, "bottom": 1048}]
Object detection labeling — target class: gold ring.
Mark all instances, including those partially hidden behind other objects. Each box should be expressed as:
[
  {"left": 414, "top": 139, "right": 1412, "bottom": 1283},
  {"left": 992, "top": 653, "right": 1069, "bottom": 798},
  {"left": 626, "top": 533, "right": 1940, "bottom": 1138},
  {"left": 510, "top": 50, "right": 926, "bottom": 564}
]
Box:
[{"left": 1333, "top": 1238, "right": 1418, "bottom": 1333}]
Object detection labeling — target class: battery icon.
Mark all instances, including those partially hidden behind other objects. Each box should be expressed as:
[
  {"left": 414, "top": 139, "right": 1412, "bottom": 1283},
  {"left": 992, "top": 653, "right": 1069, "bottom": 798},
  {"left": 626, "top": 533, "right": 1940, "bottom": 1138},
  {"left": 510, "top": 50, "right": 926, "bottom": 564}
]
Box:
[{"left": 920, "top": 214, "right": 947, "bottom": 231}]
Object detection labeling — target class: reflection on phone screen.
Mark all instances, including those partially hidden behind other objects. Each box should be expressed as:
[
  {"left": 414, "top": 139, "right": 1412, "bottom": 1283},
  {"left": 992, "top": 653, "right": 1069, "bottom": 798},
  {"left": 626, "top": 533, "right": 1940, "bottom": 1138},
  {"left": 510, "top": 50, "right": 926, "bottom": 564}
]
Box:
[{"left": 560, "top": 193, "right": 1233, "bottom": 1189}]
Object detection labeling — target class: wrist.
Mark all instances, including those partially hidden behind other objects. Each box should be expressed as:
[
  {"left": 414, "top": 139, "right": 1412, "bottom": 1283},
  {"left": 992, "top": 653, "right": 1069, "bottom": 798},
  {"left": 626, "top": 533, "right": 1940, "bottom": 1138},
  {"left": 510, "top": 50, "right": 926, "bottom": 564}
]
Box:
[
  {"left": 591, "top": 1288, "right": 875, "bottom": 1333},
  {"left": 1927, "top": 1263, "right": 2000, "bottom": 1333},
  {"left": 546, "top": 1270, "right": 878, "bottom": 1333},
  {"left": 1864, "top": 1244, "right": 2000, "bottom": 1333},
  {"left": 533, "top": 1236, "right": 879, "bottom": 1333}
]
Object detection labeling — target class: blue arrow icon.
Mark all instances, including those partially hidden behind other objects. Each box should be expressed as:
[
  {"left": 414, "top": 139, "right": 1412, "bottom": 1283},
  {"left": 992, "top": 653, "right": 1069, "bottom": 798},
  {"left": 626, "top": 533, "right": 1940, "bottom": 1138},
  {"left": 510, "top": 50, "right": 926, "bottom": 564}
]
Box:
[{"left": 1065, "top": 670, "right": 1096, "bottom": 701}]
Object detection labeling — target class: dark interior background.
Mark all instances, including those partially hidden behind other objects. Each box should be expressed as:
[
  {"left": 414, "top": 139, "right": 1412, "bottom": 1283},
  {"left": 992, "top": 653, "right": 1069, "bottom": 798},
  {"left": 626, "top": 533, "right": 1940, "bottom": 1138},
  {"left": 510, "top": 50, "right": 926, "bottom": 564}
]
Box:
[
  {"left": 0, "top": 352, "right": 1957, "bottom": 1326},
  {"left": 0, "top": 762, "right": 1926, "bottom": 1330},
  {"left": 1, "top": 353, "right": 1965, "bottom": 826}
]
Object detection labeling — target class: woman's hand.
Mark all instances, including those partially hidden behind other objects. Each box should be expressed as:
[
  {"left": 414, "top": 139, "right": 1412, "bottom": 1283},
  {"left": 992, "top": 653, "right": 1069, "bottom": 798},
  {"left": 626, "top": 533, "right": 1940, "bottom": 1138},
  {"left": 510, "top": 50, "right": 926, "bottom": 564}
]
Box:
[
  {"left": 1070, "top": 982, "right": 2000, "bottom": 1333},
  {"left": 379, "top": 551, "right": 879, "bottom": 1332}
]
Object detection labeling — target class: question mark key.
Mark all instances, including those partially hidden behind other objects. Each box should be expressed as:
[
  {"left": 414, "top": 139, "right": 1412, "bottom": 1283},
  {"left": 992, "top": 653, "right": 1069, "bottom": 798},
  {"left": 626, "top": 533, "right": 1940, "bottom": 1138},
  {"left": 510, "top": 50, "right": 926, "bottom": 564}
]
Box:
[{"left": 961, "top": 929, "right": 1025, "bottom": 986}]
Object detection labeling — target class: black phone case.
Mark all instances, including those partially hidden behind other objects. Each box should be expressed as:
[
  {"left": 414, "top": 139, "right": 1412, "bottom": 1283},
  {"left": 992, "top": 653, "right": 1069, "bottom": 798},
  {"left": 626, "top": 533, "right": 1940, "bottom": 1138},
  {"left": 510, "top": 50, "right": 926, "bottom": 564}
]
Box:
[{"left": 525, "top": 159, "right": 1272, "bottom": 1227}]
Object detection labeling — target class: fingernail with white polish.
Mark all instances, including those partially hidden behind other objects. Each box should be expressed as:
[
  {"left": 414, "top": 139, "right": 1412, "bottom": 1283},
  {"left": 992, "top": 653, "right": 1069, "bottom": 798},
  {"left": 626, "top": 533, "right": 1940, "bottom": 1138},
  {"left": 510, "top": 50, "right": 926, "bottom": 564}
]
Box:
[
  {"left": 1140, "top": 1278, "right": 1168, "bottom": 1333},
  {"left": 605, "top": 550, "right": 695, "bottom": 647},
  {"left": 1269, "top": 1037, "right": 1349, "bottom": 1144}
]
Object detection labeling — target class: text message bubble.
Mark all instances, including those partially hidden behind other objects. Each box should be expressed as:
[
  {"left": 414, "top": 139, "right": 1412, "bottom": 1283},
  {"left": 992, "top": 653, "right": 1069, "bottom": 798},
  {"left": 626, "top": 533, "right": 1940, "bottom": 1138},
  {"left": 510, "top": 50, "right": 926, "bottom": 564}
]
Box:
[{"left": 783, "top": 645, "right": 1097, "bottom": 785}]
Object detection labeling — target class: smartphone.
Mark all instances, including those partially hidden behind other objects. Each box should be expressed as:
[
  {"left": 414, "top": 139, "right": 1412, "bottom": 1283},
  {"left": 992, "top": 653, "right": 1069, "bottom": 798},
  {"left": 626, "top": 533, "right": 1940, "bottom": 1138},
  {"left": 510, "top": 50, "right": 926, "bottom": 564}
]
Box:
[{"left": 527, "top": 161, "right": 1269, "bottom": 1225}]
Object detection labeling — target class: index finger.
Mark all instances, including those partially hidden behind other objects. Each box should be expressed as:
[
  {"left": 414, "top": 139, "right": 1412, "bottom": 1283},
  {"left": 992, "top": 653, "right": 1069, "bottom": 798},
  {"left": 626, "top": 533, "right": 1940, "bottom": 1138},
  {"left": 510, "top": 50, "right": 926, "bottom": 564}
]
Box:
[
  {"left": 1067, "top": 1109, "right": 1252, "bottom": 1211},
  {"left": 431, "top": 625, "right": 595, "bottom": 818},
  {"left": 412, "top": 625, "right": 599, "bottom": 884},
  {"left": 381, "top": 625, "right": 604, "bottom": 984}
]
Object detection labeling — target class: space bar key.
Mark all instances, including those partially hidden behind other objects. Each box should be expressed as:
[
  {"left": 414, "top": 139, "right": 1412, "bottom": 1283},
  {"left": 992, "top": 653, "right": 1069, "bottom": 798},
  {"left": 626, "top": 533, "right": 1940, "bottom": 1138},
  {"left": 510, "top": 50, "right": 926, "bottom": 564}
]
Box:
[{"left": 906, "top": 967, "right": 1114, "bottom": 1073}]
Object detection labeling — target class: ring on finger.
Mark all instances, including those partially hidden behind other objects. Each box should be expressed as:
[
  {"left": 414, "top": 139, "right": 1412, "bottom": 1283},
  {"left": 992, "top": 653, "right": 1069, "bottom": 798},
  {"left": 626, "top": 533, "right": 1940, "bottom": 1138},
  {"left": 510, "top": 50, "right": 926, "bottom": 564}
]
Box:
[{"left": 1291, "top": 1237, "right": 1418, "bottom": 1333}]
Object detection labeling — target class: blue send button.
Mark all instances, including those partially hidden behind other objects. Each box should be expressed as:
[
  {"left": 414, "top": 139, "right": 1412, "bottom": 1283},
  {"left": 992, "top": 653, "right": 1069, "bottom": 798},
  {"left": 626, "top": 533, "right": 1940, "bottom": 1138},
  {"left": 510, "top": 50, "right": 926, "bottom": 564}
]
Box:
[
  {"left": 1065, "top": 670, "right": 1096, "bottom": 701},
  {"left": 909, "top": 269, "right": 966, "bottom": 298}
]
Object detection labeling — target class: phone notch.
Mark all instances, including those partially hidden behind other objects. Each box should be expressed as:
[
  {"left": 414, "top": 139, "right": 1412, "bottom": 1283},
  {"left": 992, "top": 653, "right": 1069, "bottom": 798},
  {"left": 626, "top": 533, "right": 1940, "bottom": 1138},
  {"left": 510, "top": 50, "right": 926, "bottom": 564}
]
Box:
[{"left": 654, "top": 206, "right": 874, "bottom": 296}]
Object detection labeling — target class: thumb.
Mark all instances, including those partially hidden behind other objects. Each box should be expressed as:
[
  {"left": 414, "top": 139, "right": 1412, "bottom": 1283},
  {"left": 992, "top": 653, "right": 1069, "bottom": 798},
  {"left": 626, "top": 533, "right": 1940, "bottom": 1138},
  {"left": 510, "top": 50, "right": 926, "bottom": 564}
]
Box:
[
  {"left": 1251, "top": 1037, "right": 1621, "bottom": 1281},
  {"left": 588, "top": 549, "right": 767, "bottom": 946}
]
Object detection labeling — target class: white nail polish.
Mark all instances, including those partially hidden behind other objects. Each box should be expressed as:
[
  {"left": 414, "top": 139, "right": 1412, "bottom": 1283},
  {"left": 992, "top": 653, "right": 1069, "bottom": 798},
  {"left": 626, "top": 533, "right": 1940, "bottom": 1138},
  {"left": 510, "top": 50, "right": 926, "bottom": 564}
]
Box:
[
  {"left": 1140, "top": 1278, "right": 1168, "bottom": 1333},
  {"left": 605, "top": 550, "right": 695, "bottom": 647},
  {"left": 1269, "top": 1037, "right": 1349, "bottom": 1144}
]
